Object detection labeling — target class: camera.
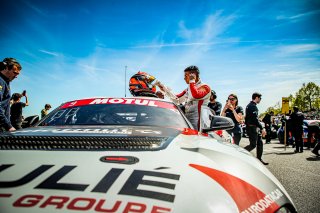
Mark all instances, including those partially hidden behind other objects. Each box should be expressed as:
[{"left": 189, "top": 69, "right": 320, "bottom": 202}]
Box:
[{"left": 22, "top": 90, "right": 26, "bottom": 96}]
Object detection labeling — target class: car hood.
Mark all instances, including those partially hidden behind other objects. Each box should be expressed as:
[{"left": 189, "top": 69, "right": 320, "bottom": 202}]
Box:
[{"left": 0, "top": 126, "right": 295, "bottom": 213}]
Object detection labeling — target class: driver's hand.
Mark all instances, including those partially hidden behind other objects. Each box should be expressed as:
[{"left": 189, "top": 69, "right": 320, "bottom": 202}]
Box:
[{"left": 189, "top": 73, "right": 196, "bottom": 81}]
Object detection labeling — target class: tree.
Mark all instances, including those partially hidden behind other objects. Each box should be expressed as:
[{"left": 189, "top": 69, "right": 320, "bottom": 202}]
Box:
[
  {"left": 263, "top": 82, "right": 320, "bottom": 115},
  {"left": 293, "top": 82, "right": 320, "bottom": 112}
]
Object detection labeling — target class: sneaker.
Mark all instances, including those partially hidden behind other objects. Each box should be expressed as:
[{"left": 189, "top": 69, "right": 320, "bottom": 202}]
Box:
[
  {"left": 312, "top": 150, "right": 320, "bottom": 156},
  {"left": 259, "top": 159, "right": 269, "bottom": 165},
  {"left": 299, "top": 150, "right": 303, "bottom": 153},
  {"left": 294, "top": 150, "right": 299, "bottom": 153}
]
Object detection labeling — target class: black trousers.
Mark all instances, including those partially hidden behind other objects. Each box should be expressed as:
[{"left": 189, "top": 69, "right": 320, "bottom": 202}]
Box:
[
  {"left": 265, "top": 125, "right": 271, "bottom": 143},
  {"left": 233, "top": 133, "right": 242, "bottom": 145},
  {"left": 244, "top": 126, "right": 263, "bottom": 160},
  {"left": 293, "top": 129, "right": 303, "bottom": 152},
  {"left": 313, "top": 141, "right": 320, "bottom": 154}
]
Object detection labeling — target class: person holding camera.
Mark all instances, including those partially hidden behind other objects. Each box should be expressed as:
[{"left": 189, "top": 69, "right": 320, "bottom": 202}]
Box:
[
  {"left": 10, "top": 91, "right": 29, "bottom": 130},
  {"left": 221, "top": 94, "right": 243, "bottom": 145},
  {"left": 0, "top": 58, "right": 22, "bottom": 132}
]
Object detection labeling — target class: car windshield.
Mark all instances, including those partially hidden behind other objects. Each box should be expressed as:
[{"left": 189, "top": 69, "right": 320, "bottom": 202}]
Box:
[{"left": 38, "top": 102, "right": 189, "bottom": 128}]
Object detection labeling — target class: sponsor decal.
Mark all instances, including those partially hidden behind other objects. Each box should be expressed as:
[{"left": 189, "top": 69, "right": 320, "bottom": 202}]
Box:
[
  {"left": 12, "top": 128, "right": 162, "bottom": 135},
  {"left": 60, "top": 98, "right": 176, "bottom": 110},
  {"left": 241, "top": 189, "right": 284, "bottom": 213},
  {"left": 190, "top": 164, "right": 282, "bottom": 213},
  {"left": 0, "top": 164, "right": 179, "bottom": 212},
  {"left": 0, "top": 194, "right": 172, "bottom": 213}
]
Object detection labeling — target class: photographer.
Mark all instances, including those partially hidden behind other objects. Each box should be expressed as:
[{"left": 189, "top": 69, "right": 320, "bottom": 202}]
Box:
[
  {"left": 10, "top": 90, "right": 29, "bottom": 130},
  {"left": 221, "top": 94, "right": 243, "bottom": 145}
]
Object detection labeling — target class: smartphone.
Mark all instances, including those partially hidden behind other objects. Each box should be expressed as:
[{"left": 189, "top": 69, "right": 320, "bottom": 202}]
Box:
[{"left": 22, "top": 90, "right": 26, "bottom": 96}]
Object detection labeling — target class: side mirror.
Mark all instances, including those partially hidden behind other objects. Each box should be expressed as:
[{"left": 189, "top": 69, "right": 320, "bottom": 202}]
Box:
[
  {"left": 21, "top": 115, "right": 39, "bottom": 128},
  {"left": 200, "top": 106, "right": 234, "bottom": 133},
  {"left": 204, "top": 116, "right": 234, "bottom": 132}
]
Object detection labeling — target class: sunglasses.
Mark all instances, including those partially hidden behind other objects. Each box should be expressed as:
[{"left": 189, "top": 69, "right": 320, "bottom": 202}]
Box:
[{"left": 228, "top": 97, "right": 236, "bottom": 101}]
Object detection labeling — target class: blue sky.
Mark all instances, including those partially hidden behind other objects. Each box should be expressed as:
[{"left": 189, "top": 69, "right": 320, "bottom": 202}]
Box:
[{"left": 1, "top": 0, "right": 320, "bottom": 117}]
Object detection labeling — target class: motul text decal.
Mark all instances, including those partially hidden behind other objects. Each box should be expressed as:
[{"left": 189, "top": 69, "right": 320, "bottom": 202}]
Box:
[{"left": 60, "top": 98, "right": 176, "bottom": 110}]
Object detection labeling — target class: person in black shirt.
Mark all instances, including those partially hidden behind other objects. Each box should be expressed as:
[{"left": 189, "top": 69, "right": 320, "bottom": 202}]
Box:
[
  {"left": 208, "top": 90, "right": 222, "bottom": 115},
  {"left": 262, "top": 111, "right": 274, "bottom": 144},
  {"left": 290, "top": 106, "right": 305, "bottom": 153},
  {"left": 244, "top": 92, "right": 268, "bottom": 165},
  {"left": 221, "top": 93, "right": 244, "bottom": 145},
  {"left": 10, "top": 92, "right": 29, "bottom": 130},
  {"left": 0, "top": 58, "right": 22, "bottom": 132}
]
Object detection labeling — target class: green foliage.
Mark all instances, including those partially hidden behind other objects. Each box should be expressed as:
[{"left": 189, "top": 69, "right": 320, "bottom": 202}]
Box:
[
  {"left": 293, "top": 82, "right": 320, "bottom": 112},
  {"left": 264, "top": 82, "right": 320, "bottom": 114}
]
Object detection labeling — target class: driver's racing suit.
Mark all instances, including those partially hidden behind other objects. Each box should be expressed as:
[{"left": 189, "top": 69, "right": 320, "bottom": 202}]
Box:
[{"left": 176, "top": 80, "right": 211, "bottom": 130}]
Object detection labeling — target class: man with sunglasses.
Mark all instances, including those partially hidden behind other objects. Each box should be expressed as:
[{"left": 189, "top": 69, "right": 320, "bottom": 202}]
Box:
[
  {"left": 0, "top": 58, "right": 22, "bottom": 132},
  {"left": 244, "top": 92, "right": 268, "bottom": 165}
]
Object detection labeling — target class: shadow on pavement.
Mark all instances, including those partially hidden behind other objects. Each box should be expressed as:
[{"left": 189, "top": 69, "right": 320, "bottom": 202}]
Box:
[
  {"left": 271, "top": 146, "right": 292, "bottom": 149},
  {"left": 306, "top": 156, "right": 320, "bottom": 161},
  {"left": 275, "top": 152, "right": 296, "bottom": 155}
]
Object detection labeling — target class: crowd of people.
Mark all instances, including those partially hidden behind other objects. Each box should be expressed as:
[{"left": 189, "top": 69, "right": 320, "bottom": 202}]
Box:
[
  {"left": 155, "top": 65, "right": 319, "bottom": 161},
  {"left": 1, "top": 58, "right": 319, "bottom": 160},
  {"left": 0, "top": 58, "right": 52, "bottom": 132}
]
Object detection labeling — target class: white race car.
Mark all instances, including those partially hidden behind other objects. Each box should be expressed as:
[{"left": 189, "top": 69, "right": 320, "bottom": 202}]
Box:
[{"left": 0, "top": 97, "right": 296, "bottom": 213}]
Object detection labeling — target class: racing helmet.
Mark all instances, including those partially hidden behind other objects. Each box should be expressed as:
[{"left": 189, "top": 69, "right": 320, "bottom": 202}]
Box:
[{"left": 129, "top": 71, "right": 157, "bottom": 97}]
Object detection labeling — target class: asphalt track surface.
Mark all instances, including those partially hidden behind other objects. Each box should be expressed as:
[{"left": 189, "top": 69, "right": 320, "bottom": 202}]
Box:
[{"left": 239, "top": 137, "right": 320, "bottom": 213}]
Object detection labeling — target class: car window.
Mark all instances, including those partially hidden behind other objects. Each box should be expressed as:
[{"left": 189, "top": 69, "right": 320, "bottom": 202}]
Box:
[{"left": 38, "top": 104, "right": 189, "bottom": 128}]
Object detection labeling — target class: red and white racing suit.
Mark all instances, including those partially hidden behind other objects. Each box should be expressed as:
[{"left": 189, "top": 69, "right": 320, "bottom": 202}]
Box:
[{"left": 176, "top": 80, "right": 211, "bottom": 130}]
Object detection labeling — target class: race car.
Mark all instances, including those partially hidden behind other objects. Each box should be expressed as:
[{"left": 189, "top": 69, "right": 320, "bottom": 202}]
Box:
[{"left": 0, "top": 97, "right": 296, "bottom": 213}]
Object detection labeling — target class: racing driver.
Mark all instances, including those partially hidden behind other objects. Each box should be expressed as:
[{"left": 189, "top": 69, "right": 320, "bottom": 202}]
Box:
[{"left": 159, "top": 65, "right": 211, "bottom": 130}]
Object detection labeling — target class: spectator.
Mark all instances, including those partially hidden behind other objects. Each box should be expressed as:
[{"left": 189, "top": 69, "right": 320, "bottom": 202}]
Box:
[
  {"left": 0, "top": 58, "right": 22, "bottom": 132},
  {"left": 221, "top": 93, "right": 244, "bottom": 145},
  {"left": 290, "top": 106, "right": 305, "bottom": 153},
  {"left": 262, "top": 111, "right": 274, "bottom": 144},
  {"left": 41, "top": 104, "right": 52, "bottom": 118},
  {"left": 208, "top": 90, "right": 222, "bottom": 115},
  {"left": 10, "top": 91, "right": 29, "bottom": 130},
  {"left": 244, "top": 92, "right": 268, "bottom": 165},
  {"left": 307, "top": 121, "right": 319, "bottom": 149}
]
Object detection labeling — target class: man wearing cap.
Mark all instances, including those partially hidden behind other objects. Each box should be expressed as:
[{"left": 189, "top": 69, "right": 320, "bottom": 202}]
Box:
[
  {"left": 175, "top": 65, "right": 211, "bottom": 130},
  {"left": 208, "top": 90, "right": 222, "bottom": 115},
  {"left": 0, "top": 58, "right": 22, "bottom": 132}
]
